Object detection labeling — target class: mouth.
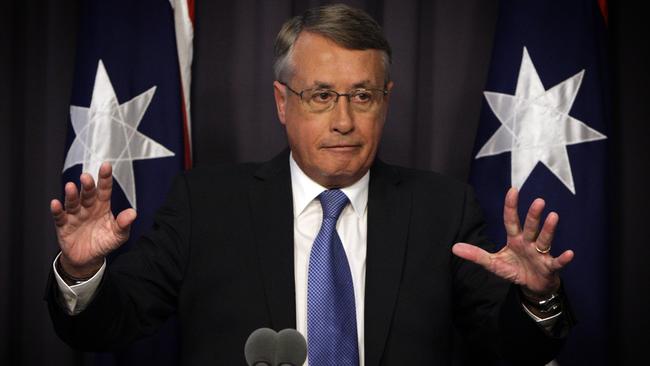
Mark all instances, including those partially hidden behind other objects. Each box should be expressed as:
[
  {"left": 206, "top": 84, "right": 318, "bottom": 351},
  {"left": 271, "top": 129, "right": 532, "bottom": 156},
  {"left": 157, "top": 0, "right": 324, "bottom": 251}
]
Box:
[{"left": 321, "top": 144, "right": 362, "bottom": 152}]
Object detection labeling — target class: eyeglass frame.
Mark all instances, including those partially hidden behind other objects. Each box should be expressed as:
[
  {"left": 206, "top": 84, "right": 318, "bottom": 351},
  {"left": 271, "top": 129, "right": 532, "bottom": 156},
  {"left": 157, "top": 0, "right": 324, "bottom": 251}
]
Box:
[{"left": 278, "top": 81, "right": 389, "bottom": 113}]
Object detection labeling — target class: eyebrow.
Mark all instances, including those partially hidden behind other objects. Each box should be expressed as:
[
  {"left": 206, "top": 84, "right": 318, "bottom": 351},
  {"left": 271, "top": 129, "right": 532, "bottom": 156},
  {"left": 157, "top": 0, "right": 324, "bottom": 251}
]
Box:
[
  {"left": 352, "top": 80, "right": 373, "bottom": 88},
  {"left": 311, "top": 80, "right": 374, "bottom": 89},
  {"left": 312, "top": 81, "right": 333, "bottom": 89}
]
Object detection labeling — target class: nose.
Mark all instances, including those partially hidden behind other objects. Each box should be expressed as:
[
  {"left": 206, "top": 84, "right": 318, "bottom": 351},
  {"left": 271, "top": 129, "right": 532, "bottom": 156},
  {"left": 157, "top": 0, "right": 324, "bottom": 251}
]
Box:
[{"left": 330, "top": 95, "right": 354, "bottom": 134}]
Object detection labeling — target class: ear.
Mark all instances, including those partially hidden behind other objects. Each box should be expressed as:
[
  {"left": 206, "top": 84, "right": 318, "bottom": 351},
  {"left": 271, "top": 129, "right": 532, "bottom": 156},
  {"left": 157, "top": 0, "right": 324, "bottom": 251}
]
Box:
[
  {"left": 273, "top": 81, "right": 288, "bottom": 125},
  {"left": 385, "top": 81, "right": 394, "bottom": 103},
  {"left": 382, "top": 80, "right": 395, "bottom": 114}
]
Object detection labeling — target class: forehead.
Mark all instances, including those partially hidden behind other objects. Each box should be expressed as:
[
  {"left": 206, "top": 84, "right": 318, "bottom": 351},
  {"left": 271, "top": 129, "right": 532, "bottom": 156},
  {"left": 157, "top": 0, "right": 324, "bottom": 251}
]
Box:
[{"left": 290, "top": 32, "right": 385, "bottom": 87}]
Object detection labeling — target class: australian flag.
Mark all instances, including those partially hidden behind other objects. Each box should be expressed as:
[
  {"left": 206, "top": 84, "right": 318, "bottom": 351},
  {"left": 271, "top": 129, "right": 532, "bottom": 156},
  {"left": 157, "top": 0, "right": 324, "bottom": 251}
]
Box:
[
  {"left": 469, "top": 0, "right": 610, "bottom": 364},
  {"left": 61, "top": 0, "right": 193, "bottom": 365}
]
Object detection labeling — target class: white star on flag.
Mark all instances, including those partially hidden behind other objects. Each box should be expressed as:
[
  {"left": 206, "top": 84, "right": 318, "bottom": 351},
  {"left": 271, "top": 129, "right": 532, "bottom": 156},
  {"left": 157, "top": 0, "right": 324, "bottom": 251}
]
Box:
[
  {"left": 476, "top": 47, "right": 607, "bottom": 194},
  {"left": 63, "top": 60, "right": 175, "bottom": 209}
]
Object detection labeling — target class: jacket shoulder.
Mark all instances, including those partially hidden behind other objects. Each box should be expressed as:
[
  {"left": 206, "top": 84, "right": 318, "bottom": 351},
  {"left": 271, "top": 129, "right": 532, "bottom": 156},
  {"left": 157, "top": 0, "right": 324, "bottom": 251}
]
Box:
[
  {"left": 180, "top": 149, "right": 290, "bottom": 189},
  {"left": 183, "top": 162, "right": 262, "bottom": 186},
  {"left": 180, "top": 163, "right": 262, "bottom": 192},
  {"left": 385, "top": 163, "right": 471, "bottom": 196}
]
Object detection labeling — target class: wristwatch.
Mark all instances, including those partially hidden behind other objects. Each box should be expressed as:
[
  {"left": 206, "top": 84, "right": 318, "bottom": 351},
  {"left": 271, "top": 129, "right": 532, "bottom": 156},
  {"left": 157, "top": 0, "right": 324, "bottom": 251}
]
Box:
[
  {"left": 521, "top": 289, "right": 563, "bottom": 315},
  {"left": 56, "top": 258, "right": 94, "bottom": 286}
]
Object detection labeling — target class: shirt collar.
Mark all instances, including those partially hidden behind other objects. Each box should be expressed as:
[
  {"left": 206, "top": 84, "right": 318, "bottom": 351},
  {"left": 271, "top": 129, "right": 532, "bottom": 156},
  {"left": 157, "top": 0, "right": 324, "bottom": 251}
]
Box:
[{"left": 289, "top": 152, "right": 369, "bottom": 218}]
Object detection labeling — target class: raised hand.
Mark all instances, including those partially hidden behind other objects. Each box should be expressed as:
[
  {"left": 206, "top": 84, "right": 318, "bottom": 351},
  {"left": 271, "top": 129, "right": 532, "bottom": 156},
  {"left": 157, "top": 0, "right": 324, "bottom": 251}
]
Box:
[
  {"left": 452, "top": 187, "right": 574, "bottom": 297},
  {"left": 50, "top": 163, "right": 136, "bottom": 278}
]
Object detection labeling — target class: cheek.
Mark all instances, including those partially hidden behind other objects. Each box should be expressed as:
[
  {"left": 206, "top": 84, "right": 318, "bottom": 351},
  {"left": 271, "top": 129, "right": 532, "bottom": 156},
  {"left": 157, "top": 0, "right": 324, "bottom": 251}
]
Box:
[
  {"left": 362, "top": 119, "right": 385, "bottom": 149},
  {"left": 285, "top": 117, "right": 322, "bottom": 156}
]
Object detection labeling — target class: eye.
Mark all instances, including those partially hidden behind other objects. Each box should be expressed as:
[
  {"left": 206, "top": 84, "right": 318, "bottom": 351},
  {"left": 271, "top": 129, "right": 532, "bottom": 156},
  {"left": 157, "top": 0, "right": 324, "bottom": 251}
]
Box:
[
  {"left": 310, "top": 90, "right": 334, "bottom": 104},
  {"left": 352, "top": 90, "right": 373, "bottom": 103}
]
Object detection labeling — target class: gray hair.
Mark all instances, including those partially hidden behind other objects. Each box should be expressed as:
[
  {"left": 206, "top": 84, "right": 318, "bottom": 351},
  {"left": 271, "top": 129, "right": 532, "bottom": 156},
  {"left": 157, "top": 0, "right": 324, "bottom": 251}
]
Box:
[{"left": 273, "top": 4, "right": 392, "bottom": 84}]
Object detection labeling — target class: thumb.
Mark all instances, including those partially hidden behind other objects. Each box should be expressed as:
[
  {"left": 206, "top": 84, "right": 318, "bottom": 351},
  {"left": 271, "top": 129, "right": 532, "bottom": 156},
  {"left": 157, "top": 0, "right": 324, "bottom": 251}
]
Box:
[
  {"left": 452, "top": 242, "right": 492, "bottom": 269},
  {"left": 115, "top": 208, "right": 137, "bottom": 240}
]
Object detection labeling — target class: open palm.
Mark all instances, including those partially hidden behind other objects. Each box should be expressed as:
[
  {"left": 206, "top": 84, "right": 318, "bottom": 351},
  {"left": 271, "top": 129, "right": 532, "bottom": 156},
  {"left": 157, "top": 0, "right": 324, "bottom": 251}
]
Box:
[
  {"left": 51, "top": 163, "right": 136, "bottom": 277},
  {"left": 452, "top": 188, "right": 574, "bottom": 297}
]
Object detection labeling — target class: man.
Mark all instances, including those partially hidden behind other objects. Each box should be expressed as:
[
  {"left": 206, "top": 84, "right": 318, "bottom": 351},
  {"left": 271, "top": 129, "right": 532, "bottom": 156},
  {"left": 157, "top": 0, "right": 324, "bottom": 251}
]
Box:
[{"left": 47, "top": 4, "right": 575, "bottom": 365}]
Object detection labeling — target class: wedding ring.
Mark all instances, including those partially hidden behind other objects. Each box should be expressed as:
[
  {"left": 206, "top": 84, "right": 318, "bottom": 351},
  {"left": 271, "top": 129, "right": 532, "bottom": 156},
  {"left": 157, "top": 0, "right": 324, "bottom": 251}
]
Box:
[{"left": 535, "top": 245, "right": 551, "bottom": 254}]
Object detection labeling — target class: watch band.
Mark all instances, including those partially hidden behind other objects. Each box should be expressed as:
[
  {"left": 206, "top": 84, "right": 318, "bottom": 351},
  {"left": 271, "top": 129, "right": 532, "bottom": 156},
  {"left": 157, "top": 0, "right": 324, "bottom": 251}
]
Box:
[
  {"left": 56, "top": 258, "right": 94, "bottom": 286},
  {"left": 520, "top": 288, "right": 563, "bottom": 314}
]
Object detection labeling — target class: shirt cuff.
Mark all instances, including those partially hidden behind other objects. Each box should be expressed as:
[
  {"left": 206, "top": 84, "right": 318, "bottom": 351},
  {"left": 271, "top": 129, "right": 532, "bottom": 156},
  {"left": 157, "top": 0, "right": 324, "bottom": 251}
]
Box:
[
  {"left": 53, "top": 252, "right": 106, "bottom": 315},
  {"left": 521, "top": 302, "right": 562, "bottom": 333}
]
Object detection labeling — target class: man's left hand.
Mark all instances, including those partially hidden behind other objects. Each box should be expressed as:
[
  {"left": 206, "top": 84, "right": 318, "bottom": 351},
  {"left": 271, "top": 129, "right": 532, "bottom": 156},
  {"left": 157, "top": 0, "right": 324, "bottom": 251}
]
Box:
[{"left": 452, "top": 187, "right": 574, "bottom": 297}]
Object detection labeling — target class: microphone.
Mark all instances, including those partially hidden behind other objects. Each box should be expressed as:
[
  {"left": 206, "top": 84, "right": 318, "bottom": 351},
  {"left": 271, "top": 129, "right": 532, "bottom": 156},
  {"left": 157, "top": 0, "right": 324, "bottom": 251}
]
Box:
[
  {"left": 245, "top": 328, "right": 277, "bottom": 366},
  {"left": 244, "top": 328, "right": 307, "bottom": 366},
  {"left": 275, "top": 329, "right": 307, "bottom": 366}
]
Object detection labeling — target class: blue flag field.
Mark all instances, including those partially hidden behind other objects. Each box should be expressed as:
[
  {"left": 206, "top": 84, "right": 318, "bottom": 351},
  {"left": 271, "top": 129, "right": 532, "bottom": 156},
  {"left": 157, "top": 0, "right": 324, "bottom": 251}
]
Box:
[
  {"left": 61, "top": 0, "right": 193, "bottom": 364},
  {"left": 470, "top": 1, "right": 610, "bottom": 364}
]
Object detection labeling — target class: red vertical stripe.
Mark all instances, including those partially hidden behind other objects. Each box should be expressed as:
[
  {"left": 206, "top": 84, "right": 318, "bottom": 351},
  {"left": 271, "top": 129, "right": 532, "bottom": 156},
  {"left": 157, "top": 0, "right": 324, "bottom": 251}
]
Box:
[
  {"left": 181, "top": 0, "right": 194, "bottom": 169},
  {"left": 598, "top": 0, "right": 608, "bottom": 25},
  {"left": 187, "top": 0, "right": 195, "bottom": 25},
  {"left": 180, "top": 85, "right": 192, "bottom": 169}
]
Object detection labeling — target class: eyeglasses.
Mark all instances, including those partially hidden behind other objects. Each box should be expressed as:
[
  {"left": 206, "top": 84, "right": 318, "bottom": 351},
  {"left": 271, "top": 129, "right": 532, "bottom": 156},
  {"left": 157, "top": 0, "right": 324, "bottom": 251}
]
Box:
[{"left": 279, "top": 81, "right": 388, "bottom": 113}]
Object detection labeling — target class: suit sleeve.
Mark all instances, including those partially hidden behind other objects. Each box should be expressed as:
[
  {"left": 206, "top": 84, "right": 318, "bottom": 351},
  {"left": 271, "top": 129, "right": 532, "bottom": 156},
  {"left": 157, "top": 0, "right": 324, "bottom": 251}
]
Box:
[
  {"left": 45, "top": 173, "right": 192, "bottom": 351},
  {"left": 451, "top": 185, "right": 574, "bottom": 365}
]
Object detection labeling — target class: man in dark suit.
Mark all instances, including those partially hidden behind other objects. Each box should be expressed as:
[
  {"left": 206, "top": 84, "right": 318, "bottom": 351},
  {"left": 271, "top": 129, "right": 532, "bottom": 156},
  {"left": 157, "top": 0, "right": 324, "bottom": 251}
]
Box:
[{"left": 47, "top": 4, "right": 574, "bottom": 365}]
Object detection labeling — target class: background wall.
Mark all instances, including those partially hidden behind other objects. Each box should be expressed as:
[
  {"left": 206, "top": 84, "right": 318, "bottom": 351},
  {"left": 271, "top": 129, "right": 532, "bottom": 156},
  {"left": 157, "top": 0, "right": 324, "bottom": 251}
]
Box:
[{"left": 0, "top": 0, "right": 647, "bottom": 364}]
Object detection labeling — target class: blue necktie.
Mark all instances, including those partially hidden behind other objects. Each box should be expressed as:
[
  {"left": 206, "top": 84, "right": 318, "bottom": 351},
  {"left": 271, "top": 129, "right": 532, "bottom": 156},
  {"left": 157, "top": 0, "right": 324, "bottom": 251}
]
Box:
[{"left": 307, "top": 189, "right": 359, "bottom": 366}]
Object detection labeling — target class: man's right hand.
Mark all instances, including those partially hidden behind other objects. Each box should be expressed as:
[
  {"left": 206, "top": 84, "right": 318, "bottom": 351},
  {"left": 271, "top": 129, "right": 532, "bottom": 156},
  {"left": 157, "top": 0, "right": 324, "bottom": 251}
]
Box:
[{"left": 50, "top": 162, "right": 136, "bottom": 278}]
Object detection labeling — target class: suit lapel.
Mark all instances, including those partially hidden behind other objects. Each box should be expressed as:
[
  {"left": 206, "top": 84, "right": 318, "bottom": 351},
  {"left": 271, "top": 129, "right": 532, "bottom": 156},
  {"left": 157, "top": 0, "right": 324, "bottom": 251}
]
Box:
[
  {"left": 365, "top": 160, "right": 411, "bottom": 366},
  {"left": 248, "top": 149, "right": 296, "bottom": 331}
]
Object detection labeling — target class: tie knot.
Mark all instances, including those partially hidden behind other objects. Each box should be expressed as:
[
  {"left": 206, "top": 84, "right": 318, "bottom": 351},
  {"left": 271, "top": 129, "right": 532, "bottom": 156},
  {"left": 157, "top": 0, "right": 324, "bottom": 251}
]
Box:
[{"left": 318, "top": 189, "right": 349, "bottom": 219}]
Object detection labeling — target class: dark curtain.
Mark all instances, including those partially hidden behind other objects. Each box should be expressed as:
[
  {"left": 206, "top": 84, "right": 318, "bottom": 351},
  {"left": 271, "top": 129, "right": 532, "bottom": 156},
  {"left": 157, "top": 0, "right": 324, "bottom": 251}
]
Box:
[
  {"left": 191, "top": 0, "right": 497, "bottom": 178},
  {"left": 1, "top": 0, "right": 647, "bottom": 365},
  {"left": 608, "top": 2, "right": 650, "bottom": 363}
]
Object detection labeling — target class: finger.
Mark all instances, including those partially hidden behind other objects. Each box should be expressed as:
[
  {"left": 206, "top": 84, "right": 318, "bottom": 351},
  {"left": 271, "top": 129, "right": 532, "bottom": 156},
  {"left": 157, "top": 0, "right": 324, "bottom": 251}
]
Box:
[
  {"left": 503, "top": 187, "right": 521, "bottom": 237},
  {"left": 452, "top": 243, "right": 493, "bottom": 269},
  {"left": 97, "top": 162, "right": 113, "bottom": 202},
  {"left": 522, "top": 198, "right": 545, "bottom": 243},
  {"left": 79, "top": 173, "right": 98, "bottom": 208},
  {"left": 50, "top": 199, "right": 67, "bottom": 227},
  {"left": 114, "top": 208, "right": 137, "bottom": 241},
  {"left": 63, "top": 182, "right": 81, "bottom": 214},
  {"left": 536, "top": 212, "right": 559, "bottom": 251},
  {"left": 549, "top": 249, "right": 574, "bottom": 271}
]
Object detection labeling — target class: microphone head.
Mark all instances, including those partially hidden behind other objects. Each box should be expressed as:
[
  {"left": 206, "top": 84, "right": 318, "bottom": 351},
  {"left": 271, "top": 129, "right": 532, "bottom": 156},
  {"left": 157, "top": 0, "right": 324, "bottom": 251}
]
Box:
[
  {"left": 275, "top": 328, "right": 307, "bottom": 366},
  {"left": 244, "top": 328, "right": 278, "bottom": 366}
]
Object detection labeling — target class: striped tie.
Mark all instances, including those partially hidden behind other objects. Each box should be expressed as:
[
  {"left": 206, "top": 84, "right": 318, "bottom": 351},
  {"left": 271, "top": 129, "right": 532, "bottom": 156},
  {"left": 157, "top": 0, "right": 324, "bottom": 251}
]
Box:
[{"left": 307, "top": 189, "right": 359, "bottom": 366}]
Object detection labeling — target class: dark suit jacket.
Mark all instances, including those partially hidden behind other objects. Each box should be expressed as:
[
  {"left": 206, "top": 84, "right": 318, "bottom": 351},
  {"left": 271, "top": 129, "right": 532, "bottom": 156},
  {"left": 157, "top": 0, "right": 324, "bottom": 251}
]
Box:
[{"left": 46, "top": 150, "right": 571, "bottom": 365}]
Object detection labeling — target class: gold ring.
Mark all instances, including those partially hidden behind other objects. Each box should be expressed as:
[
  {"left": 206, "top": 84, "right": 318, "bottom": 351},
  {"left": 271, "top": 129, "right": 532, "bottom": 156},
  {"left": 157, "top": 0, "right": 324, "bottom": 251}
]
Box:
[{"left": 535, "top": 245, "right": 551, "bottom": 254}]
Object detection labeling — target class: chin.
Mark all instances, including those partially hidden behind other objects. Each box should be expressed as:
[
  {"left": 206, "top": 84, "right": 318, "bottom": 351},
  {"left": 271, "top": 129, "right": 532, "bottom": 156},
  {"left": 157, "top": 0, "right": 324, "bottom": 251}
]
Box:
[{"left": 317, "top": 168, "right": 362, "bottom": 187}]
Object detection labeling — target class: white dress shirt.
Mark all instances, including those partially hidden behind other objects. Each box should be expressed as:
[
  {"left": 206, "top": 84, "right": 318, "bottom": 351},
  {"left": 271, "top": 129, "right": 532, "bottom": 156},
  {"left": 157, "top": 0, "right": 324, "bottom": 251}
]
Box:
[{"left": 290, "top": 154, "right": 369, "bottom": 366}]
